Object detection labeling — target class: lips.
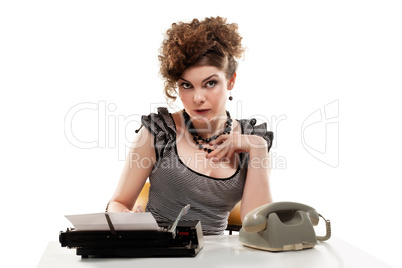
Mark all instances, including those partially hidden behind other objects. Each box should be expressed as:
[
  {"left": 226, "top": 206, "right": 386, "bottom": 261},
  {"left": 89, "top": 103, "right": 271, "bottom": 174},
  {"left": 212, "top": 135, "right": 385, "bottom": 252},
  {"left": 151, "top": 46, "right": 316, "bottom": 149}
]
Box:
[{"left": 194, "top": 109, "right": 211, "bottom": 115}]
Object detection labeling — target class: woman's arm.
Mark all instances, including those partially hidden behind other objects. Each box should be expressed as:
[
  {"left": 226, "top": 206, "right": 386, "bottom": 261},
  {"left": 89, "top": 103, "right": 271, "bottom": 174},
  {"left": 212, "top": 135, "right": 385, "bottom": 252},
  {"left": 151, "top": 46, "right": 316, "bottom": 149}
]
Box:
[
  {"left": 107, "top": 127, "right": 157, "bottom": 212},
  {"left": 240, "top": 136, "right": 273, "bottom": 221},
  {"left": 207, "top": 134, "right": 273, "bottom": 221}
]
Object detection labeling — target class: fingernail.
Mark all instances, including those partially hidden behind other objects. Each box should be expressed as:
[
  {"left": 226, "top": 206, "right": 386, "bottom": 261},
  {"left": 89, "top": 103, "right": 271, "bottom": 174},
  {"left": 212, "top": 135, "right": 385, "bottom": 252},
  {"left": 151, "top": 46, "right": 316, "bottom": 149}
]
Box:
[{"left": 212, "top": 157, "right": 218, "bottom": 162}]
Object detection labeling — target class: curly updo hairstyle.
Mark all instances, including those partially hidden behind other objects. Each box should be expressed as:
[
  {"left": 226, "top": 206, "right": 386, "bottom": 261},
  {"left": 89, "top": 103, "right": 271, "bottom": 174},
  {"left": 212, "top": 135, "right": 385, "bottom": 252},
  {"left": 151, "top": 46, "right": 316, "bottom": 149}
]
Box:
[{"left": 159, "top": 16, "right": 245, "bottom": 103}]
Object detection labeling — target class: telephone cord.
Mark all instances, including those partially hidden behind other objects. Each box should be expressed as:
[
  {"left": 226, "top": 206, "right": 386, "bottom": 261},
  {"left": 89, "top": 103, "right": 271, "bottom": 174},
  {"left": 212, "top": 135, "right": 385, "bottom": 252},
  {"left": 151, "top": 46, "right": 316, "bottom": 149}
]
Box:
[{"left": 316, "top": 213, "right": 331, "bottom": 241}]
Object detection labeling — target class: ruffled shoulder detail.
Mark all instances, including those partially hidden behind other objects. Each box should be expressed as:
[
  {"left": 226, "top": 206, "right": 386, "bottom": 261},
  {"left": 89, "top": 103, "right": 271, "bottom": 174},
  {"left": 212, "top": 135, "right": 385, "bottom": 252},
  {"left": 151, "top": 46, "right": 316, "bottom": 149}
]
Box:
[
  {"left": 238, "top": 118, "right": 274, "bottom": 152},
  {"left": 140, "top": 107, "right": 176, "bottom": 139},
  {"left": 140, "top": 107, "right": 176, "bottom": 161}
]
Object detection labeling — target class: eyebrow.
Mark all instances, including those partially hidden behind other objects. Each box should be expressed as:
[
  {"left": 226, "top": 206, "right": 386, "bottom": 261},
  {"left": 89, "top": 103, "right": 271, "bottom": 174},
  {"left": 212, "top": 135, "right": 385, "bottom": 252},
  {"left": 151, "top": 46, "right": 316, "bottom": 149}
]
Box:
[{"left": 178, "top": 74, "right": 219, "bottom": 84}]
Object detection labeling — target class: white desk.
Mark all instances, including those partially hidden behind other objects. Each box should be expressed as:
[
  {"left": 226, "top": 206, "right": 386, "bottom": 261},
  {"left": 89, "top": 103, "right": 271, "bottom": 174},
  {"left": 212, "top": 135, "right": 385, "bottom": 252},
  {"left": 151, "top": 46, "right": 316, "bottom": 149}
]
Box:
[{"left": 37, "top": 235, "right": 392, "bottom": 268}]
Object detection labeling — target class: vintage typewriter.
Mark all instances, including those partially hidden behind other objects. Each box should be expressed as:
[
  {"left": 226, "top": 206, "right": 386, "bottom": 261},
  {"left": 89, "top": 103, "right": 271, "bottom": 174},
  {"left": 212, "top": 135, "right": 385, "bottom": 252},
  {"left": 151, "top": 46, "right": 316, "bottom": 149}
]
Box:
[{"left": 59, "top": 205, "right": 204, "bottom": 258}]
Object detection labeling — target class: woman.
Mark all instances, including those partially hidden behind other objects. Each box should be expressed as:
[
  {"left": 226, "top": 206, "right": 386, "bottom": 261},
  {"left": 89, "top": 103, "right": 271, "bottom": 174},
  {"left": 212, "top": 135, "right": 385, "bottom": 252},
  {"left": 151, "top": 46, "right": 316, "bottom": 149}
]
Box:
[{"left": 107, "top": 17, "right": 273, "bottom": 235}]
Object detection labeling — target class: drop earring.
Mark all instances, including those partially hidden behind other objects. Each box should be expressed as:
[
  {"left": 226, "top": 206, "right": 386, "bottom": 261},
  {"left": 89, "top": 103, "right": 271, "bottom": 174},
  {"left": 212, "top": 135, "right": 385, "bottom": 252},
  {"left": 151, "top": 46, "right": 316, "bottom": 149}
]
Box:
[{"left": 229, "top": 91, "right": 233, "bottom": 101}]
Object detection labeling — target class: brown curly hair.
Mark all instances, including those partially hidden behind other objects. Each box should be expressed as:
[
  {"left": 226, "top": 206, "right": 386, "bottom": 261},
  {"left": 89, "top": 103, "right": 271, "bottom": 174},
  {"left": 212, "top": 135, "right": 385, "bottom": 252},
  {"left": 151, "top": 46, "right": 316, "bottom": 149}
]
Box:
[{"left": 159, "top": 16, "right": 245, "bottom": 103}]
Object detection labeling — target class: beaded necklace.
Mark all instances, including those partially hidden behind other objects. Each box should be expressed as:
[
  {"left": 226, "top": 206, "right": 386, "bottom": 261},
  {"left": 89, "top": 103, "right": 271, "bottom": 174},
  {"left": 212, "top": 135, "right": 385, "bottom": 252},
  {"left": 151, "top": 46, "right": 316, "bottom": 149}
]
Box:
[{"left": 182, "top": 109, "right": 232, "bottom": 153}]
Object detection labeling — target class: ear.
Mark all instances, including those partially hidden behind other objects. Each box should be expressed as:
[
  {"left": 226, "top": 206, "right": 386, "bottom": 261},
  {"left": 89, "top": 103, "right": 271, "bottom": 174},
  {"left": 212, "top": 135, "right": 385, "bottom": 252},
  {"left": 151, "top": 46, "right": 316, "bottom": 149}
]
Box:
[{"left": 228, "top": 72, "right": 237, "bottom": 90}]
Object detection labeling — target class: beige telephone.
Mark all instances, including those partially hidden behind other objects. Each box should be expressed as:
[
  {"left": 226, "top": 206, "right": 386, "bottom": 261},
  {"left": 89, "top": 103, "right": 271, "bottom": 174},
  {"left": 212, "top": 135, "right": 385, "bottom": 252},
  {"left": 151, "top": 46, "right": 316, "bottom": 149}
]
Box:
[{"left": 239, "top": 202, "right": 331, "bottom": 252}]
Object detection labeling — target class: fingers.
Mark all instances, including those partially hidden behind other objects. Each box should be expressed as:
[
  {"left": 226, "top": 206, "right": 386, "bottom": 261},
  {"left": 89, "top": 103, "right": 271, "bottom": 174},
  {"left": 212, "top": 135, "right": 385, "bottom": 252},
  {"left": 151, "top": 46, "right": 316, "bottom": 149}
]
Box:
[
  {"left": 209, "top": 134, "right": 226, "bottom": 147},
  {"left": 207, "top": 138, "right": 231, "bottom": 161},
  {"left": 210, "top": 146, "right": 229, "bottom": 162},
  {"left": 135, "top": 206, "right": 144, "bottom": 213},
  {"left": 122, "top": 206, "right": 144, "bottom": 213},
  {"left": 207, "top": 134, "right": 243, "bottom": 162}
]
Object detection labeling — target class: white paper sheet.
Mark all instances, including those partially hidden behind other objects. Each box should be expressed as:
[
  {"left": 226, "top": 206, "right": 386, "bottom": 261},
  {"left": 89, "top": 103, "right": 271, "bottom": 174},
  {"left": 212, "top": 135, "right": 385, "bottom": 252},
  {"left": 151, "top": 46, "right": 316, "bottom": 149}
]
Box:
[{"left": 65, "top": 212, "right": 159, "bottom": 231}]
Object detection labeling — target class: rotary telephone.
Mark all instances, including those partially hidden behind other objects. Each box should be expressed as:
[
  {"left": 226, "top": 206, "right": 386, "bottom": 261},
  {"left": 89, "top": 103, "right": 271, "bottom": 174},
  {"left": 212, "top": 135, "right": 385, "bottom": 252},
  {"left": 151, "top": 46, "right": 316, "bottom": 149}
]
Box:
[{"left": 239, "top": 202, "right": 331, "bottom": 251}]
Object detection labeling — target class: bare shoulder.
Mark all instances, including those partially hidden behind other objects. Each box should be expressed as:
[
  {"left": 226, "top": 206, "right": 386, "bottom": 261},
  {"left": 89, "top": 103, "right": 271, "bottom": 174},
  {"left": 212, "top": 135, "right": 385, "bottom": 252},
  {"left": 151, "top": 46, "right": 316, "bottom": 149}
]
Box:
[
  {"left": 129, "top": 125, "right": 157, "bottom": 163},
  {"left": 233, "top": 119, "right": 242, "bottom": 134}
]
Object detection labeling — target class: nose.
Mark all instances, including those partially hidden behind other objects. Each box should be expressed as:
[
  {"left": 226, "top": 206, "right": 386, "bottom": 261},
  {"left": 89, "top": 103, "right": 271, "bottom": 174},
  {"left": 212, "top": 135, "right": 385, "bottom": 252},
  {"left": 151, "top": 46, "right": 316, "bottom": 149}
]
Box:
[{"left": 193, "top": 89, "right": 206, "bottom": 104}]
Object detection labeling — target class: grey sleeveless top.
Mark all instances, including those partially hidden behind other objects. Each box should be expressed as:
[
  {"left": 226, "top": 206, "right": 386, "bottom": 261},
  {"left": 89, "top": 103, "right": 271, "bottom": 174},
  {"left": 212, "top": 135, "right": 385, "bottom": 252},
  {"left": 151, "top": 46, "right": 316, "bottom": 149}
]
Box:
[{"left": 141, "top": 107, "right": 273, "bottom": 235}]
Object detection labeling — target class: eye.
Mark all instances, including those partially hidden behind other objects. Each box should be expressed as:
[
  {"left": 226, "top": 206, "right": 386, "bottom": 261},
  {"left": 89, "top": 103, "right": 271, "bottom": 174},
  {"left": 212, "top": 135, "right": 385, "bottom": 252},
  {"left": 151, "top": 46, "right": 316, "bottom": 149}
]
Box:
[
  {"left": 205, "top": 80, "right": 218, "bottom": 88},
  {"left": 179, "top": 82, "right": 193, "bottom": 89}
]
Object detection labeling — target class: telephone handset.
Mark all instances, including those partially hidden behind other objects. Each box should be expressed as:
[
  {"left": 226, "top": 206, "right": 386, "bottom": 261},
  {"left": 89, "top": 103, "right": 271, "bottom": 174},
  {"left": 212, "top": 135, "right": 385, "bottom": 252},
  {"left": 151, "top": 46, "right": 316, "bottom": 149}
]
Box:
[{"left": 239, "top": 202, "right": 331, "bottom": 252}]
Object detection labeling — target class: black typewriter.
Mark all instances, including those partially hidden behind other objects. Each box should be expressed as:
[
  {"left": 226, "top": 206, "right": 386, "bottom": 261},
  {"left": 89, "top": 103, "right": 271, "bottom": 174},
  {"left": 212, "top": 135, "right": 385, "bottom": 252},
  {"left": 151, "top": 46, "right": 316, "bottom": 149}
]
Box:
[{"left": 59, "top": 205, "right": 204, "bottom": 258}]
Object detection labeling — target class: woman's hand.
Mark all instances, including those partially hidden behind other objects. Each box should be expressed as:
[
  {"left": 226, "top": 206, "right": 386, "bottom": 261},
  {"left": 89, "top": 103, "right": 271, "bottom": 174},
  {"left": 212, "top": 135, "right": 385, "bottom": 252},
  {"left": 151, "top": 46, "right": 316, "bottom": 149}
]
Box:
[
  {"left": 206, "top": 133, "right": 267, "bottom": 162},
  {"left": 123, "top": 205, "right": 144, "bottom": 213}
]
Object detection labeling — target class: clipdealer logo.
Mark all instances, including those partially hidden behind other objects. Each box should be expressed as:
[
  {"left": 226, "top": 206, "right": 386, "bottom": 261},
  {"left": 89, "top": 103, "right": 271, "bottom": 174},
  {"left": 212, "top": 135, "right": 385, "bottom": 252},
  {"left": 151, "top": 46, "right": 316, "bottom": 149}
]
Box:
[
  {"left": 64, "top": 100, "right": 143, "bottom": 160},
  {"left": 63, "top": 100, "right": 288, "bottom": 169},
  {"left": 63, "top": 100, "right": 338, "bottom": 168},
  {"left": 301, "top": 100, "right": 339, "bottom": 167}
]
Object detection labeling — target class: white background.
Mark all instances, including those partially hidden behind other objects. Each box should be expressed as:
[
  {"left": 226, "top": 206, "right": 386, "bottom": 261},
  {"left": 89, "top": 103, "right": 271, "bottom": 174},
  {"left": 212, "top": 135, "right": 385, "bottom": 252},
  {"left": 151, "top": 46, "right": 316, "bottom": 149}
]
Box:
[{"left": 1, "top": 1, "right": 401, "bottom": 267}]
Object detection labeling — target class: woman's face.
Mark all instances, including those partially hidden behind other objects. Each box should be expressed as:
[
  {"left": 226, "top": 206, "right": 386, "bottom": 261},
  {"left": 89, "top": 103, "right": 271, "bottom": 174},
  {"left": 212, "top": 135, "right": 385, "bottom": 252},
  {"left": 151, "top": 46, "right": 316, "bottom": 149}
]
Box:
[{"left": 177, "top": 65, "right": 234, "bottom": 123}]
